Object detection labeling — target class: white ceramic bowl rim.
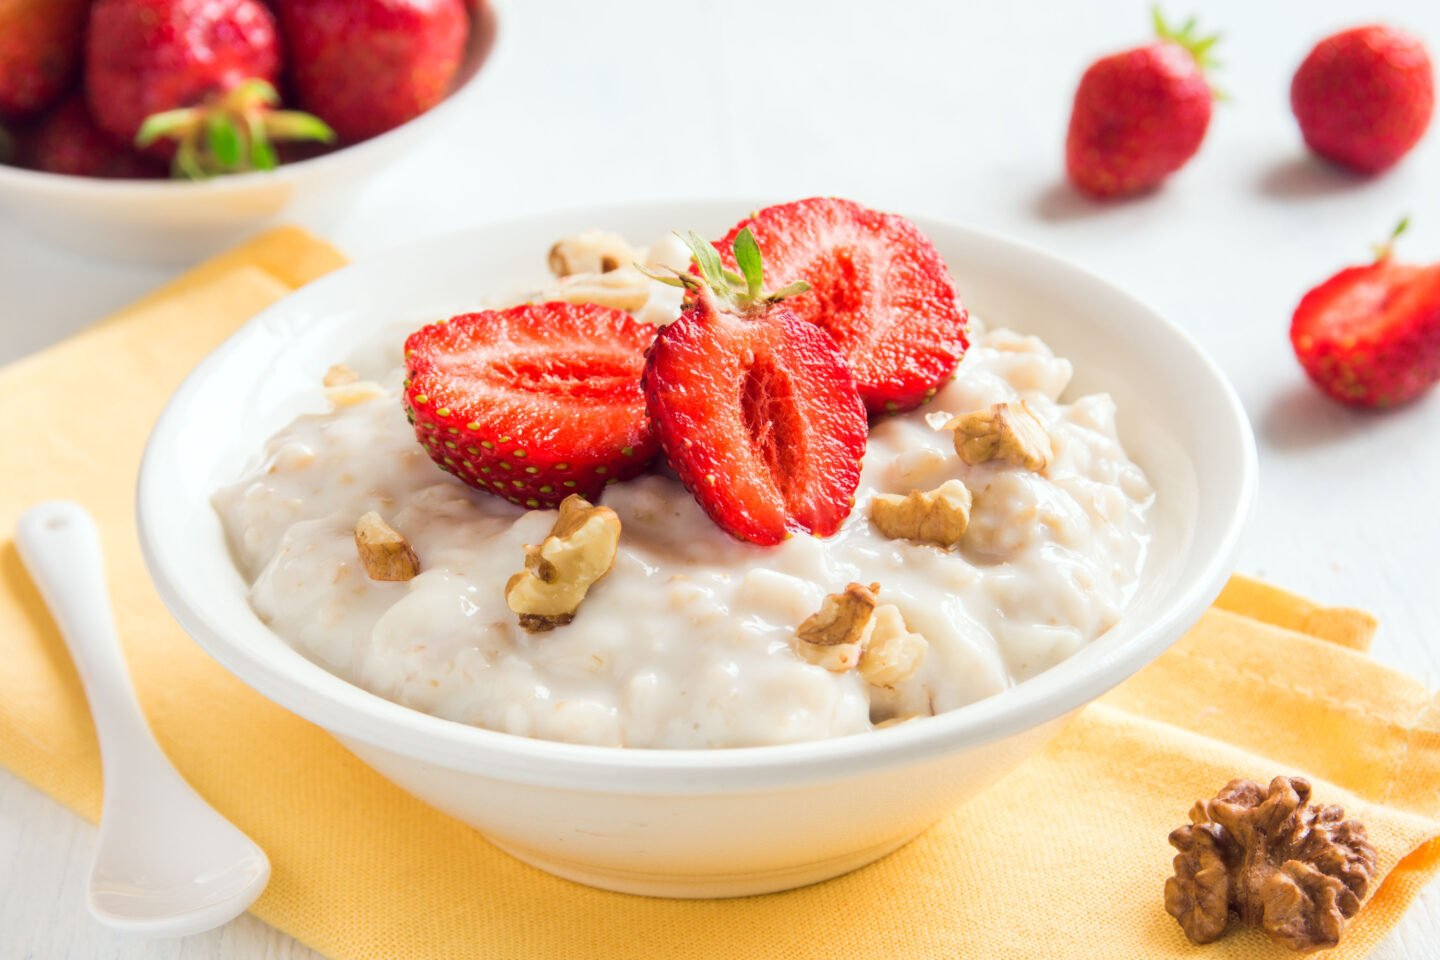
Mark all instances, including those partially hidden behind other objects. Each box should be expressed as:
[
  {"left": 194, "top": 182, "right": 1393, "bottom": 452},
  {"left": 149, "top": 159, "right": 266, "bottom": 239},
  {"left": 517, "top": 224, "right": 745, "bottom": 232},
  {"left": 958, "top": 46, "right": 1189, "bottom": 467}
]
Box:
[
  {"left": 0, "top": 4, "right": 497, "bottom": 196},
  {"left": 137, "top": 200, "right": 1256, "bottom": 794}
]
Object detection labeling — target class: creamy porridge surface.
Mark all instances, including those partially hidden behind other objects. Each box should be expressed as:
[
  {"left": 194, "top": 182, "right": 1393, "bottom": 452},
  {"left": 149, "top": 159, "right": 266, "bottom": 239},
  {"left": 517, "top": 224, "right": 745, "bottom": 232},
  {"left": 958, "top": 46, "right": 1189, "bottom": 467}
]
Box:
[{"left": 214, "top": 238, "right": 1153, "bottom": 749}]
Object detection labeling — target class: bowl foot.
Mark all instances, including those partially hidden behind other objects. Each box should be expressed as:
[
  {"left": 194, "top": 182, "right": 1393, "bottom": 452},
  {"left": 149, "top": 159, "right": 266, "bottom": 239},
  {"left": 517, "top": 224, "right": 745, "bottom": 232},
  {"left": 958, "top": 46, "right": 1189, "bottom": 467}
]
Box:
[{"left": 484, "top": 828, "right": 927, "bottom": 899}]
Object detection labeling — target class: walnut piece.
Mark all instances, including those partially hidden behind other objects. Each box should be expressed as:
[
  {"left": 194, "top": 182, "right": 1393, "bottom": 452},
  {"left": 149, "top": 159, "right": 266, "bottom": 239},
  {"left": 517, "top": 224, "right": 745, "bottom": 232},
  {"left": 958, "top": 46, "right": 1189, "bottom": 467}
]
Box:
[
  {"left": 793, "top": 583, "right": 927, "bottom": 685},
  {"left": 354, "top": 512, "right": 420, "bottom": 582},
  {"left": 794, "top": 581, "right": 878, "bottom": 672},
  {"left": 504, "top": 494, "right": 621, "bottom": 632},
  {"left": 858, "top": 603, "right": 928, "bottom": 687},
  {"left": 548, "top": 230, "right": 638, "bottom": 277},
  {"left": 327, "top": 380, "right": 387, "bottom": 407},
  {"left": 945, "top": 401, "right": 1052, "bottom": 471},
  {"left": 536, "top": 267, "right": 650, "bottom": 312},
  {"left": 869, "top": 479, "right": 972, "bottom": 548},
  {"left": 323, "top": 363, "right": 359, "bottom": 386},
  {"left": 1165, "top": 776, "right": 1377, "bottom": 952}
]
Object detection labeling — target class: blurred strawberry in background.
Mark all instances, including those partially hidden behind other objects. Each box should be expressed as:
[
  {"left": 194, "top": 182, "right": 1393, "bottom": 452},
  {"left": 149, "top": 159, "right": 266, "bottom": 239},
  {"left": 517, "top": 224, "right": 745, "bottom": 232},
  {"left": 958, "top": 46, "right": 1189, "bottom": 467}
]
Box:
[
  {"left": 19, "top": 94, "right": 167, "bottom": 178},
  {"left": 1065, "top": 9, "right": 1218, "bottom": 198},
  {"left": 1291, "top": 25, "right": 1434, "bottom": 175},
  {"left": 275, "top": 0, "right": 469, "bottom": 142},
  {"left": 0, "top": 0, "right": 88, "bottom": 122},
  {"left": 87, "top": 0, "right": 334, "bottom": 178},
  {"left": 0, "top": 0, "right": 478, "bottom": 181}
]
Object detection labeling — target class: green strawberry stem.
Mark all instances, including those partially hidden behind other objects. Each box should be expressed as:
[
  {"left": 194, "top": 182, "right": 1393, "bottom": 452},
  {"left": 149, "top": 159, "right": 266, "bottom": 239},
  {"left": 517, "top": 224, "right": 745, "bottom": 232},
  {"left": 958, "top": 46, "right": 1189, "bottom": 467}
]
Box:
[
  {"left": 640, "top": 228, "right": 810, "bottom": 316},
  {"left": 135, "top": 79, "right": 336, "bottom": 180},
  {"left": 1153, "top": 7, "right": 1225, "bottom": 98},
  {"left": 1372, "top": 216, "right": 1411, "bottom": 261}
]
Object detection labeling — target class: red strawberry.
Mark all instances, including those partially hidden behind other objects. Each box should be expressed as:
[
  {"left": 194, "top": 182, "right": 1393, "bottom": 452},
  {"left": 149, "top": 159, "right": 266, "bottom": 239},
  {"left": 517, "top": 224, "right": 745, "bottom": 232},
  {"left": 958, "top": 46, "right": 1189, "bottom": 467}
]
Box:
[
  {"left": 1065, "top": 10, "right": 1217, "bottom": 198},
  {"left": 706, "top": 198, "right": 968, "bottom": 414},
  {"left": 86, "top": 0, "right": 333, "bottom": 178},
  {"left": 403, "top": 303, "right": 657, "bottom": 508},
  {"left": 1291, "top": 25, "right": 1434, "bottom": 175},
  {"left": 646, "top": 230, "right": 868, "bottom": 545},
  {"left": 1291, "top": 220, "right": 1440, "bottom": 408},
  {"left": 20, "top": 95, "right": 168, "bottom": 179},
  {"left": 0, "top": 0, "right": 88, "bottom": 122},
  {"left": 275, "top": 0, "right": 469, "bottom": 143}
]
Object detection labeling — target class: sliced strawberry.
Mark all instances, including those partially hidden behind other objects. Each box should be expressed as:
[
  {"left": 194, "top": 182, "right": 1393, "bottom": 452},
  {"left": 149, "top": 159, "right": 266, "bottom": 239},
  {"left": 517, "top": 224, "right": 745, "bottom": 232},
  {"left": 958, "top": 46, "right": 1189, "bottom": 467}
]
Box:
[
  {"left": 706, "top": 197, "right": 968, "bottom": 414},
  {"left": 645, "top": 230, "right": 868, "bottom": 545},
  {"left": 1291, "top": 258, "right": 1440, "bottom": 408},
  {"left": 403, "top": 303, "right": 657, "bottom": 507}
]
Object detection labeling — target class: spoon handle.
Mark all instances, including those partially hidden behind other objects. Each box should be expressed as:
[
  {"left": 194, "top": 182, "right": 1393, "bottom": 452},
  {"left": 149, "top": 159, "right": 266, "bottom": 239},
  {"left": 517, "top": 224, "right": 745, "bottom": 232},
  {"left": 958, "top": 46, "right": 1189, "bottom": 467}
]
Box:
[{"left": 15, "top": 501, "right": 167, "bottom": 783}]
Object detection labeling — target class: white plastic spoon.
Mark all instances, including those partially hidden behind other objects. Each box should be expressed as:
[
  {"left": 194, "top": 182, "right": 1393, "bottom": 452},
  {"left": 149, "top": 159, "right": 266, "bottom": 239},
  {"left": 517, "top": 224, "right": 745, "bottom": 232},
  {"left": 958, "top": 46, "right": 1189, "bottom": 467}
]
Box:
[{"left": 16, "top": 500, "right": 270, "bottom": 938}]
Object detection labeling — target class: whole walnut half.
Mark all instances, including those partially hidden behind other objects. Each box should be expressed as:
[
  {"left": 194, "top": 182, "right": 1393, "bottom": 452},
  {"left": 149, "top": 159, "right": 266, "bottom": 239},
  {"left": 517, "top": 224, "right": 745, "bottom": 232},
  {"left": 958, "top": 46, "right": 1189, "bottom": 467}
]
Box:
[{"left": 1165, "top": 776, "right": 1377, "bottom": 953}]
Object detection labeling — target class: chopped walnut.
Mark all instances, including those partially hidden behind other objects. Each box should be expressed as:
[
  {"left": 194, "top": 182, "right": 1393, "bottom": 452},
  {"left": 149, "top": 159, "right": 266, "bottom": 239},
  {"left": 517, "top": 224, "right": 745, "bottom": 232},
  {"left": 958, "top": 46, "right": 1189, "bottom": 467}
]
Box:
[
  {"left": 354, "top": 512, "right": 420, "bottom": 582},
  {"left": 793, "top": 583, "right": 926, "bottom": 685},
  {"left": 1165, "top": 776, "right": 1377, "bottom": 952},
  {"left": 535, "top": 267, "right": 650, "bottom": 313},
  {"left": 323, "top": 363, "right": 359, "bottom": 386},
  {"left": 504, "top": 494, "right": 621, "bottom": 632},
  {"left": 945, "top": 400, "right": 1052, "bottom": 471},
  {"left": 794, "top": 581, "right": 878, "bottom": 671},
  {"left": 869, "top": 479, "right": 972, "bottom": 548},
  {"left": 327, "top": 380, "right": 387, "bottom": 407},
  {"left": 796, "top": 581, "right": 879, "bottom": 647},
  {"left": 548, "top": 230, "right": 639, "bottom": 277},
  {"left": 858, "top": 604, "right": 928, "bottom": 687}
]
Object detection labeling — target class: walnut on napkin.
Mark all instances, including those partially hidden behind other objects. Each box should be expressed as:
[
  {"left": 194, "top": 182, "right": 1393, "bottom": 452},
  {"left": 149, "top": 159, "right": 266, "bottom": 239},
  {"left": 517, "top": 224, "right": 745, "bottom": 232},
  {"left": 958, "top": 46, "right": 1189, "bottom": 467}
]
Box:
[{"left": 1164, "top": 776, "right": 1377, "bottom": 952}]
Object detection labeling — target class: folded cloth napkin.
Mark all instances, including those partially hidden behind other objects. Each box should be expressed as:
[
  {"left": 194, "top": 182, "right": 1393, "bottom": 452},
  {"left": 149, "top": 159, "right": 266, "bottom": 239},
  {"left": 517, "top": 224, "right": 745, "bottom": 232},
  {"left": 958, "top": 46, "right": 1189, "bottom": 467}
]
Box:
[{"left": 1, "top": 229, "right": 1437, "bottom": 959}]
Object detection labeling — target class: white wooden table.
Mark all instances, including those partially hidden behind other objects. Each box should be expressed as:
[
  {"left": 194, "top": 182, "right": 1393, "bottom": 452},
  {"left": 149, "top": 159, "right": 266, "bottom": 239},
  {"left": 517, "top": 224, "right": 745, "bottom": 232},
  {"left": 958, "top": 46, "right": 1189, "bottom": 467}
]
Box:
[{"left": 2, "top": 0, "right": 1437, "bottom": 955}]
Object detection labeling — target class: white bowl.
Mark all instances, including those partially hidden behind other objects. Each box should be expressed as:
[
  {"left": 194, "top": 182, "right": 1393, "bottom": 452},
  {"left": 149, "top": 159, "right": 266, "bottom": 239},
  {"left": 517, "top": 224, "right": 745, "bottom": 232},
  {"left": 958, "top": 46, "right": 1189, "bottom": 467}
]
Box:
[
  {"left": 0, "top": 5, "right": 496, "bottom": 266},
  {"left": 137, "top": 200, "right": 1256, "bottom": 897}
]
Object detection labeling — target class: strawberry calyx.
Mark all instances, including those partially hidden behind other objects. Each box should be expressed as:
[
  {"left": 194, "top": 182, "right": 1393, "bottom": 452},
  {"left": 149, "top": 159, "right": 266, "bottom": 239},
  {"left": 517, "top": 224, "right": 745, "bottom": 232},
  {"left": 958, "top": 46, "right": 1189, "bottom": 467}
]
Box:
[
  {"left": 0, "top": 125, "right": 13, "bottom": 165},
  {"left": 135, "top": 79, "right": 335, "bottom": 180},
  {"left": 643, "top": 229, "right": 811, "bottom": 318},
  {"left": 1152, "top": 7, "right": 1224, "bottom": 98},
  {"left": 1153, "top": 8, "right": 1220, "bottom": 68}
]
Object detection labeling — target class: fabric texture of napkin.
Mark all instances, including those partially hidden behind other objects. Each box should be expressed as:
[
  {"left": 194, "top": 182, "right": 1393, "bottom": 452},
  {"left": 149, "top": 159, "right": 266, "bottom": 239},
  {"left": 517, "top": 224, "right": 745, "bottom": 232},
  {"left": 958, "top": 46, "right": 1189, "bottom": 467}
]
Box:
[{"left": 1, "top": 229, "right": 1437, "bottom": 959}]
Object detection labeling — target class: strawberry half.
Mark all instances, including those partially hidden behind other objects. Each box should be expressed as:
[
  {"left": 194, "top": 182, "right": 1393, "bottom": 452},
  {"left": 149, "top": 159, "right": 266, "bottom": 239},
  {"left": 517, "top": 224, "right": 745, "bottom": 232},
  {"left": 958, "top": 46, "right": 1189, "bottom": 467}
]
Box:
[
  {"left": 1291, "top": 221, "right": 1440, "bottom": 408},
  {"left": 403, "top": 303, "right": 658, "bottom": 508},
  {"left": 705, "top": 198, "right": 968, "bottom": 414},
  {"left": 645, "top": 229, "right": 868, "bottom": 545}
]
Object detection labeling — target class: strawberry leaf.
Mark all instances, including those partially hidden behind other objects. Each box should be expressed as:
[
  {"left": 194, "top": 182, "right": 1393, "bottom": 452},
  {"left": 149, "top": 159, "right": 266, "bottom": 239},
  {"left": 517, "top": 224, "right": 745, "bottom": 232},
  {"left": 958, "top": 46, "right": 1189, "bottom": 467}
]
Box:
[
  {"left": 733, "top": 227, "right": 764, "bottom": 300},
  {"left": 206, "top": 113, "right": 244, "bottom": 169},
  {"left": 136, "top": 108, "right": 200, "bottom": 149},
  {"left": 769, "top": 281, "right": 813, "bottom": 300},
  {"left": 174, "top": 138, "right": 207, "bottom": 180},
  {"left": 263, "top": 111, "right": 336, "bottom": 143}
]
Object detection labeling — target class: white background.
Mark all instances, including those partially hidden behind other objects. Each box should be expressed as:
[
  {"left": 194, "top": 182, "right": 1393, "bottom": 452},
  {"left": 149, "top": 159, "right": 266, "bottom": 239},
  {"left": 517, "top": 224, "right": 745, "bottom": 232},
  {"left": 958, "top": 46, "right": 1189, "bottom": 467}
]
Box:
[{"left": 2, "top": 0, "right": 1439, "bottom": 956}]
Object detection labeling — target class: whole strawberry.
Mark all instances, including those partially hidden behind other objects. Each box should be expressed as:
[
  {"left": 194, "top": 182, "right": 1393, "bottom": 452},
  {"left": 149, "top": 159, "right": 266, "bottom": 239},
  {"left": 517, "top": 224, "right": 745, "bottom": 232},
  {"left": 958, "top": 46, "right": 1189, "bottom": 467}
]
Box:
[
  {"left": 1291, "top": 220, "right": 1440, "bottom": 408},
  {"left": 21, "top": 96, "right": 167, "bottom": 179},
  {"left": 1066, "top": 10, "right": 1218, "bottom": 198},
  {"left": 645, "top": 230, "right": 868, "bottom": 545},
  {"left": 275, "top": 0, "right": 469, "bottom": 143},
  {"left": 1291, "top": 25, "right": 1434, "bottom": 175},
  {"left": 86, "top": 0, "right": 334, "bottom": 178},
  {"left": 0, "top": 0, "right": 88, "bottom": 121}
]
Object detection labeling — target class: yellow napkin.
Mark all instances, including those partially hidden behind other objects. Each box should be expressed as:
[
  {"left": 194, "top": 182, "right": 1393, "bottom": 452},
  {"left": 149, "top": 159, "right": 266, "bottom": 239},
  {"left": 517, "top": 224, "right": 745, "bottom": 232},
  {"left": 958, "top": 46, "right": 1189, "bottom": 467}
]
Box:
[{"left": 2, "top": 229, "right": 1437, "bottom": 959}]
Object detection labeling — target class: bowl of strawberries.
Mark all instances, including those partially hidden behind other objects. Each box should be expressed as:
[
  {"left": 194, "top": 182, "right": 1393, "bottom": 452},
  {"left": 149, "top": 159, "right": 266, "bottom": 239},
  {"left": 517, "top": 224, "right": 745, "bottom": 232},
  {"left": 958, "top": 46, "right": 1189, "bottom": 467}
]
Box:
[{"left": 0, "top": 0, "right": 497, "bottom": 264}]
